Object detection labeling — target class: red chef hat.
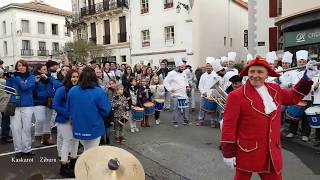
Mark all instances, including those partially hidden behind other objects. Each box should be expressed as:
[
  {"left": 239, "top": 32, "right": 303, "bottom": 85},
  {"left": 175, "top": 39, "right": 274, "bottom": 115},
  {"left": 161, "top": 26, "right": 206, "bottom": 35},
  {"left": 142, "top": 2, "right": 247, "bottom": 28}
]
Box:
[{"left": 240, "top": 57, "right": 280, "bottom": 77}]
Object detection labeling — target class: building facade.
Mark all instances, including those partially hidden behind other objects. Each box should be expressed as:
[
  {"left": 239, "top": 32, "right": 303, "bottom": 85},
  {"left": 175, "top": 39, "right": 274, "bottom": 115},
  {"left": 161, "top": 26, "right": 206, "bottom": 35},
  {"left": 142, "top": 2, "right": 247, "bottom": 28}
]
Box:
[
  {"left": 71, "top": 0, "right": 130, "bottom": 64},
  {"left": 0, "top": 1, "right": 72, "bottom": 67}
]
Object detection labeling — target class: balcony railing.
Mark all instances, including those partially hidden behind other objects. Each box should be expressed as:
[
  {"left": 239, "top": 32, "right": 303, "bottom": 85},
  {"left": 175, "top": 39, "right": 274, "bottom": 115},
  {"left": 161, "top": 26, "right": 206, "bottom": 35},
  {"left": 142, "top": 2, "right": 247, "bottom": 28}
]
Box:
[
  {"left": 21, "top": 49, "right": 33, "bottom": 56},
  {"left": 118, "top": 32, "right": 127, "bottom": 43},
  {"left": 164, "top": 2, "right": 173, "bottom": 9},
  {"left": 90, "top": 37, "right": 97, "bottom": 44},
  {"left": 37, "top": 50, "right": 49, "bottom": 56},
  {"left": 51, "top": 50, "right": 60, "bottom": 56},
  {"left": 103, "top": 35, "right": 111, "bottom": 44},
  {"left": 142, "top": 41, "right": 150, "bottom": 47},
  {"left": 81, "top": 0, "right": 128, "bottom": 17}
]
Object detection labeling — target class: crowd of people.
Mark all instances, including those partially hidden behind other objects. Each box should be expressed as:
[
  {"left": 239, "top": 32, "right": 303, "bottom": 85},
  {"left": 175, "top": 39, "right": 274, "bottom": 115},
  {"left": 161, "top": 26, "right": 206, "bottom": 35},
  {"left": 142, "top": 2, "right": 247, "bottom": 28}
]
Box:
[{"left": 0, "top": 49, "right": 320, "bottom": 179}]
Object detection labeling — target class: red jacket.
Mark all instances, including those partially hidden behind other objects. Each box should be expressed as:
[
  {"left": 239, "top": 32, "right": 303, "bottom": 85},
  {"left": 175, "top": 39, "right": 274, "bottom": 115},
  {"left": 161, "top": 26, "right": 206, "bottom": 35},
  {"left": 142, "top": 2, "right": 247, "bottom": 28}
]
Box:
[{"left": 221, "top": 79, "right": 312, "bottom": 174}]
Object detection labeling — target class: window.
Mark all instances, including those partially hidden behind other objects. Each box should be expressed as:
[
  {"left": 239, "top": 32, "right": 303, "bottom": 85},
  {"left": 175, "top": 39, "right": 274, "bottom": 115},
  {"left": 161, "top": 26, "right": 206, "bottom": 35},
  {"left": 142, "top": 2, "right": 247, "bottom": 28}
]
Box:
[
  {"left": 38, "top": 22, "right": 45, "bottom": 34},
  {"left": 141, "top": 30, "right": 150, "bottom": 47},
  {"left": 22, "top": 40, "right": 31, "bottom": 50},
  {"left": 141, "top": 0, "right": 149, "bottom": 14},
  {"left": 121, "top": 55, "right": 126, "bottom": 62},
  {"left": 52, "top": 42, "right": 59, "bottom": 51},
  {"left": 39, "top": 41, "right": 46, "bottom": 50},
  {"left": 21, "top": 20, "right": 30, "bottom": 33},
  {"left": 3, "top": 41, "right": 8, "bottom": 56},
  {"left": 52, "top": 24, "right": 58, "bottom": 35},
  {"left": 230, "top": 38, "right": 233, "bottom": 47},
  {"left": 2, "top": 21, "right": 6, "bottom": 35},
  {"left": 164, "top": 0, "right": 173, "bottom": 9},
  {"left": 165, "top": 26, "right": 174, "bottom": 44}
]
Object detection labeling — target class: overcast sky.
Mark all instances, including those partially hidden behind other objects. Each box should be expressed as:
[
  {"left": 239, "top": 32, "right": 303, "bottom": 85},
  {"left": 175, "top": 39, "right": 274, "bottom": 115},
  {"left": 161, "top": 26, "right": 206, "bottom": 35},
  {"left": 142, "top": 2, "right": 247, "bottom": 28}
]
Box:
[{"left": 0, "top": 0, "right": 72, "bottom": 11}]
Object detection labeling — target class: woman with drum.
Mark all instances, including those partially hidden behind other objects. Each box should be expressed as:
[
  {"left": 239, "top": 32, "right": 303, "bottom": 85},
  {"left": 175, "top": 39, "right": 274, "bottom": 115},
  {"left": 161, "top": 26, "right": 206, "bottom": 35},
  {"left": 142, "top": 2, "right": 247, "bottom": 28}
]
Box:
[
  {"left": 67, "top": 67, "right": 111, "bottom": 151},
  {"left": 138, "top": 76, "right": 153, "bottom": 127},
  {"left": 150, "top": 75, "right": 165, "bottom": 125}
]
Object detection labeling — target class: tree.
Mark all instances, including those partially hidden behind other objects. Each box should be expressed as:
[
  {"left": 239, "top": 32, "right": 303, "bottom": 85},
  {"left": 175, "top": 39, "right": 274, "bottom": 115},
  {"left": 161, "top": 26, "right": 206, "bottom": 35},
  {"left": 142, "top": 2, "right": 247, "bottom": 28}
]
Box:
[{"left": 64, "top": 40, "right": 111, "bottom": 64}]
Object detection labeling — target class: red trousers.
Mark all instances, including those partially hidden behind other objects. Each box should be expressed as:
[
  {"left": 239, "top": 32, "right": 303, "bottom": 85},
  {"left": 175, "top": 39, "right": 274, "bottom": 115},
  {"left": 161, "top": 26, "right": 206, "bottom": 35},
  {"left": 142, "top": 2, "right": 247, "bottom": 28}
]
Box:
[{"left": 234, "top": 169, "right": 282, "bottom": 180}]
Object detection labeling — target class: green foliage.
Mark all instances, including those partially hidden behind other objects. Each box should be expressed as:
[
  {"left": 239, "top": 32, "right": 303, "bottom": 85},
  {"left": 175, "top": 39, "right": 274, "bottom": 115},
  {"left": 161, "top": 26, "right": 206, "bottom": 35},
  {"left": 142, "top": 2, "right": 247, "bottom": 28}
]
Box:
[{"left": 64, "top": 40, "right": 110, "bottom": 64}]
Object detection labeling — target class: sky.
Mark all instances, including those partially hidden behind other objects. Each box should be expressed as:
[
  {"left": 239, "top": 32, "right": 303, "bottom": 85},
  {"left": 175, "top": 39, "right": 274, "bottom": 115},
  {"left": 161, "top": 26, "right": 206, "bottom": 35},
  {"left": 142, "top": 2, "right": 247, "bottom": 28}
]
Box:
[{"left": 0, "top": 0, "right": 72, "bottom": 11}]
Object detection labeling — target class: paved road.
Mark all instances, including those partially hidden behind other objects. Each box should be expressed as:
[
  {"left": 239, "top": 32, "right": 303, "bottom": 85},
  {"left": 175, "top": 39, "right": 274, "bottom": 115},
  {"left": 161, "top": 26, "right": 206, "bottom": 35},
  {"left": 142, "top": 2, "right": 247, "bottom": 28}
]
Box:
[{"left": 0, "top": 94, "right": 320, "bottom": 180}]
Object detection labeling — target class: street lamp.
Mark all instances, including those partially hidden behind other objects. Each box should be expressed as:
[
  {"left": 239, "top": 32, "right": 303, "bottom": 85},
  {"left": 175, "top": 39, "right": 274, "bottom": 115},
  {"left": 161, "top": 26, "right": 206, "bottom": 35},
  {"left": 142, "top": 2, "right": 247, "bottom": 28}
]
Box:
[{"left": 176, "top": 2, "right": 190, "bottom": 13}]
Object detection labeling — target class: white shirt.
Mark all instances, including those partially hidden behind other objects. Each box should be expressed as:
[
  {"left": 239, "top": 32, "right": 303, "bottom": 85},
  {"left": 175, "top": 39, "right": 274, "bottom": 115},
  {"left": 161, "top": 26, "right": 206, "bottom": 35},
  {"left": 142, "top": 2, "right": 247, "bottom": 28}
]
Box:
[
  {"left": 163, "top": 70, "right": 188, "bottom": 98},
  {"left": 255, "top": 85, "right": 277, "bottom": 114},
  {"left": 198, "top": 71, "right": 221, "bottom": 97}
]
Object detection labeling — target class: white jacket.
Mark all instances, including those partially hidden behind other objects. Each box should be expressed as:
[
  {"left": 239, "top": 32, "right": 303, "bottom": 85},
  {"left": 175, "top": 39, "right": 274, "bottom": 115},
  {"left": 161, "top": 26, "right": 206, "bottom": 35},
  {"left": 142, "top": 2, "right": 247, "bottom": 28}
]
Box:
[
  {"left": 279, "top": 71, "right": 294, "bottom": 88},
  {"left": 163, "top": 70, "right": 188, "bottom": 98},
  {"left": 311, "top": 75, "right": 320, "bottom": 104},
  {"left": 150, "top": 84, "right": 165, "bottom": 99},
  {"left": 198, "top": 72, "right": 221, "bottom": 97}
]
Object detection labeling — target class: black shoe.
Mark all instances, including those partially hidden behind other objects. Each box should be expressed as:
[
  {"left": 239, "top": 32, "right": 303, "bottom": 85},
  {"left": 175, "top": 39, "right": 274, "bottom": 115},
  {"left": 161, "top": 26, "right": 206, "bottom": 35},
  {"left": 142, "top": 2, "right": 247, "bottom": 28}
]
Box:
[
  {"left": 60, "top": 163, "right": 75, "bottom": 178},
  {"left": 14, "top": 152, "right": 24, "bottom": 158},
  {"left": 69, "top": 158, "right": 77, "bottom": 170},
  {"left": 23, "top": 151, "right": 36, "bottom": 157}
]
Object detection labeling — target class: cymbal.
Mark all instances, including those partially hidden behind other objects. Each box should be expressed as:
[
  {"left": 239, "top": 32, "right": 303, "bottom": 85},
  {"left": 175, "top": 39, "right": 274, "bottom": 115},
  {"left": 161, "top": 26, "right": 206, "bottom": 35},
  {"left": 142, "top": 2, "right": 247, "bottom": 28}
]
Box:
[{"left": 75, "top": 146, "right": 145, "bottom": 180}]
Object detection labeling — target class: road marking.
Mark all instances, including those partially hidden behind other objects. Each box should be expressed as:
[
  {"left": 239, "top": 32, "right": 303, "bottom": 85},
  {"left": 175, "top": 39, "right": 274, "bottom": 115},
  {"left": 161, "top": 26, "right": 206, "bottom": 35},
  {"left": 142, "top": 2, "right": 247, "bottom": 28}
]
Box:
[{"left": 0, "top": 145, "right": 57, "bottom": 157}]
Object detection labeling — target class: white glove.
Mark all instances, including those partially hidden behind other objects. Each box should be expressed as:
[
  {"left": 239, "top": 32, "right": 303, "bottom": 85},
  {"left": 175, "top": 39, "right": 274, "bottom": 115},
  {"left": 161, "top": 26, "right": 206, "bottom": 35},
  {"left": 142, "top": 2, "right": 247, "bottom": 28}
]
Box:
[
  {"left": 306, "top": 60, "right": 319, "bottom": 79},
  {"left": 223, "top": 157, "right": 236, "bottom": 169}
]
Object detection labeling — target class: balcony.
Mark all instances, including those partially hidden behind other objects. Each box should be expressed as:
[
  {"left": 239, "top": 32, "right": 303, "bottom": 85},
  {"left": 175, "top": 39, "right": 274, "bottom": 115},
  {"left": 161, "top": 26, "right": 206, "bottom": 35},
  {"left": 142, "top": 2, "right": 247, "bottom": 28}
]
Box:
[
  {"left": 164, "top": 2, "right": 173, "bottom": 9},
  {"left": 141, "top": 8, "right": 149, "bottom": 14},
  {"left": 21, "top": 49, "right": 33, "bottom": 56},
  {"left": 37, "top": 50, "right": 49, "bottom": 56},
  {"left": 90, "top": 37, "right": 97, "bottom": 44},
  {"left": 80, "top": 0, "right": 128, "bottom": 17},
  {"left": 103, "top": 35, "right": 111, "bottom": 45},
  {"left": 118, "top": 32, "right": 127, "bottom": 43},
  {"left": 142, "top": 41, "right": 150, "bottom": 47},
  {"left": 51, "top": 50, "right": 60, "bottom": 56}
]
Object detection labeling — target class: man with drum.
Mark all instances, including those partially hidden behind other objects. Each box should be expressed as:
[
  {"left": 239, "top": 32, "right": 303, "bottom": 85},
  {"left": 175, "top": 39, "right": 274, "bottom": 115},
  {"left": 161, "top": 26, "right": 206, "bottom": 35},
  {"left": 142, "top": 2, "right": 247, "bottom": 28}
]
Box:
[
  {"left": 197, "top": 57, "right": 221, "bottom": 127},
  {"left": 285, "top": 50, "right": 312, "bottom": 142},
  {"left": 163, "top": 57, "right": 190, "bottom": 128},
  {"left": 221, "top": 57, "right": 317, "bottom": 180}
]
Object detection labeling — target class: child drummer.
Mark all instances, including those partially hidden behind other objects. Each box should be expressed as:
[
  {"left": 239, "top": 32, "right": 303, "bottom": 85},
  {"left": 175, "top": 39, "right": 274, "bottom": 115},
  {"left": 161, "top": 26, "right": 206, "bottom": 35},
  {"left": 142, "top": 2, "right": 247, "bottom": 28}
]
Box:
[
  {"left": 150, "top": 75, "right": 165, "bottom": 125},
  {"left": 138, "top": 76, "right": 153, "bottom": 127},
  {"left": 111, "top": 84, "right": 130, "bottom": 143},
  {"left": 126, "top": 77, "right": 139, "bottom": 133}
]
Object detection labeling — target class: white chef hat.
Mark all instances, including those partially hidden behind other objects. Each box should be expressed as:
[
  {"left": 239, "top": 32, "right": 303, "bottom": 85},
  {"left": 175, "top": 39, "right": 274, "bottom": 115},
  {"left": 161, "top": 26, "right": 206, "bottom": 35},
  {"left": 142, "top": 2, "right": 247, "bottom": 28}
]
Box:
[
  {"left": 247, "top": 53, "right": 254, "bottom": 63},
  {"left": 205, "top": 57, "right": 215, "bottom": 64},
  {"left": 221, "top": 56, "right": 228, "bottom": 63},
  {"left": 174, "top": 56, "right": 185, "bottom": 67},
  {"left": 212, "top": 59, "right": 224, "bottom": 72},
  {"left": 143, "top": 60, "right": 149, "bottom": 65},
  {"left": 266, "top": 51, "right": 277, "bottom": 64},
  {"left": 296, "top": 50, "right": 308, "bottom": 61},
  {"left": 282, "top": 51, "right": 293, "bottom": 64},
  {"left": 228, "top": 52, "right": 237, "bottom": 62}
]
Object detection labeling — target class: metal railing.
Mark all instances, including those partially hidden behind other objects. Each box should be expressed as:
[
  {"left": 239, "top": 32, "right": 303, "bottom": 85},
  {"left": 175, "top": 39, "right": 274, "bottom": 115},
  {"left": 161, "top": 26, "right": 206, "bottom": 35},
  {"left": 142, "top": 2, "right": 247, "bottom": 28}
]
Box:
[
  {"left": 21, "top": 49, "right": 33, "bottom": 56},
  {"left": 37, "top": 50, "right": 49, "bottom": 56},
  {"left": 80, "top": 0, "right": 128, "bottom": 17}
]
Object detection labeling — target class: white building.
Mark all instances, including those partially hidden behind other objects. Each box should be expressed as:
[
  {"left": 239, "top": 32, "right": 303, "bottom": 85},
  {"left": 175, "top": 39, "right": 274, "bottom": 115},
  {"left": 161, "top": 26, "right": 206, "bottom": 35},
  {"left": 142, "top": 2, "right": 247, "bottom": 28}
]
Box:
[
  {"left": 130, "top": 0, "right": 248, "bottom": 68},
  {"left": 0, "top": 0, "right": 73, "bottom": 67},
  {"left": 71, "top": 0, "right": 130, "bottom": 64}
]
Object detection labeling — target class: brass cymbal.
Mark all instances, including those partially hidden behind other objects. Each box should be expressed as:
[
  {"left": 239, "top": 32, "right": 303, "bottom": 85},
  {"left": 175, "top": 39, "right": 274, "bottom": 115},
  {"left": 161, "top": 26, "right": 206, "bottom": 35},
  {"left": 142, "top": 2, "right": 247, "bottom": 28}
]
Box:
[{"left": 75, "top": 146, "right": 145, "bottom": 180}]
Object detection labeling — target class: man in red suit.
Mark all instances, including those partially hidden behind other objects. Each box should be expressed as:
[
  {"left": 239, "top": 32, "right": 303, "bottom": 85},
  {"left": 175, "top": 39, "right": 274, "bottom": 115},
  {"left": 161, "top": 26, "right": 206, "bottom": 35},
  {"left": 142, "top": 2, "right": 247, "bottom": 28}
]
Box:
[{"left": 221, "top": 57, "right": 318, "bottom": 180}]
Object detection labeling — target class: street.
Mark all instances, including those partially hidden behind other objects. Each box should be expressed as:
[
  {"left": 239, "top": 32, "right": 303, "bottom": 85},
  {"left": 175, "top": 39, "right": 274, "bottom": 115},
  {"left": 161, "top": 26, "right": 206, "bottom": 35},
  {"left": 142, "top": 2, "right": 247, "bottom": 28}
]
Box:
[{"left": 0, "top": 94, "right": 320, "bottom": 180}]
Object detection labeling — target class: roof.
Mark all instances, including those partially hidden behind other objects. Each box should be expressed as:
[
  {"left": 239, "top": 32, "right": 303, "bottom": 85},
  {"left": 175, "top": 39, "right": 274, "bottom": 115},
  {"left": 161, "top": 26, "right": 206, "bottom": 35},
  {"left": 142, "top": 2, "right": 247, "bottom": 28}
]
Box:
[
  {"left": 275, "top": 5, "right": 320, "bottom": 25},
  {"left": 233, "top": 0, "right": 248, "bottom": 10},
  {"left": 0, "top": 1, "right": 72, "bottom": 17}
]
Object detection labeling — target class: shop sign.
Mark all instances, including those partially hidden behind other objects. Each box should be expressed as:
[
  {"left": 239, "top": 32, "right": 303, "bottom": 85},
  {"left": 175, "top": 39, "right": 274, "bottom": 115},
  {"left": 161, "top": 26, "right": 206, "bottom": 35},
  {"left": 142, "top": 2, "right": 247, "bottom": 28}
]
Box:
[{"left": 285, "top": 27, "right": 320, "bottom": 47}]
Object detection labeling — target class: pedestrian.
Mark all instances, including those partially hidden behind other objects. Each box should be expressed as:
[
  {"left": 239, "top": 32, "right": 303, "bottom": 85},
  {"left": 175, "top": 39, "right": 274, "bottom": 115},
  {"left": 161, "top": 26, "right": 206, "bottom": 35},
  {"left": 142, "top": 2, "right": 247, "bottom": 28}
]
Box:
[
  {"left": 57, "top": 65, "right": 70, "bottom": 82},
  {"left": 221, "top": 57, "right": 316, "bottom": 180},
  {"left": 183, "top": 65, "right": 197, "bottom": 110},
  {"left": 138, "top": 76, "right": 152, "bottom": 127},
  {"left": 156, "top": 60, "right": 170, "bottom": 110},
  {"left": 111, "top": 84, "right": 130, "bottom": 143},
  {"left": 67, "top": 67, "right": 111, "bottom": 152},
  {"left": 53, "top": 69, "right": 79, "bottom": 178},
  {"left": 33, "top": 64, "right": 61, "bottom": 147},
  {"left": 121, "top": 65, "right": 135, "bottom": 89},
  {"left": 150, "top": 75, "right": 165, "bottom": 125},
  {"left": 7, "top": 60, "right": 35, "bottom": 157},
  {"left": 163, "top": 57, "right": 190, "bottom": 128},
  {"left": 126, "top": 77, "right": 139, "bottom": 133},
  {"left": 225, "top": 75, "right": 243, "bottom": 94}
]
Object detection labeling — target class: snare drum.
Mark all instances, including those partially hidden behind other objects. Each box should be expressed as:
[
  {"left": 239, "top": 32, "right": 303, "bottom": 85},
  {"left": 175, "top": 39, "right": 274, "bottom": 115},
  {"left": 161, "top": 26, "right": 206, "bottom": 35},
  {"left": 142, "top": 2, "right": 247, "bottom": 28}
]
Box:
[
  {"left": 132, "top": 107, "right": 144, "bottom": 122},
  {"left": 143, "top": 102, "right": 155, "bottom": 115},
  {"left": 202, "top": 97, "right": 218, "bottom": 113},
  {"left": 286, "top": 101, "right": 307, "bottom": 121},
  {"left": 305, "top": 106, "right": 320, "bottom": 128},
  {"left": 177, "top": 98, "right": 189, "bottom": 109},
  {"left": 154, "top": 99, "right": 165, "bottom": 111}
]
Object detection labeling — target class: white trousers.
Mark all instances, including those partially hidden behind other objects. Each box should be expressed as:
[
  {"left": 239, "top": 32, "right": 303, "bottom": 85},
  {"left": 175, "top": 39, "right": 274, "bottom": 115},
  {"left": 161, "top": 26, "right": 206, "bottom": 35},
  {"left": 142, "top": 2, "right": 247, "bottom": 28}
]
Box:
[
  {"left": 50, "top": 109, "right": 57, "bottom": 128},
  {"left": 164, "top": 91, "right": 171, "bottom": 109},
  {"left": 128, "top": 111, "right": 137, "bottom": 129},
  {"left": 10, "top": 107, "right": 33, "bottom": 153},
  {"left": 33, "top": 106, "right": 52, "bottom": 136},
  {"left": 189, "top": 88, "right": 196, "bottom": 108},
  {"left": 80, "top": 137, "right": 101, "bottom": 152},
  {"left": 57, "top": 121, "right": 79, "bottom": 162}
]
